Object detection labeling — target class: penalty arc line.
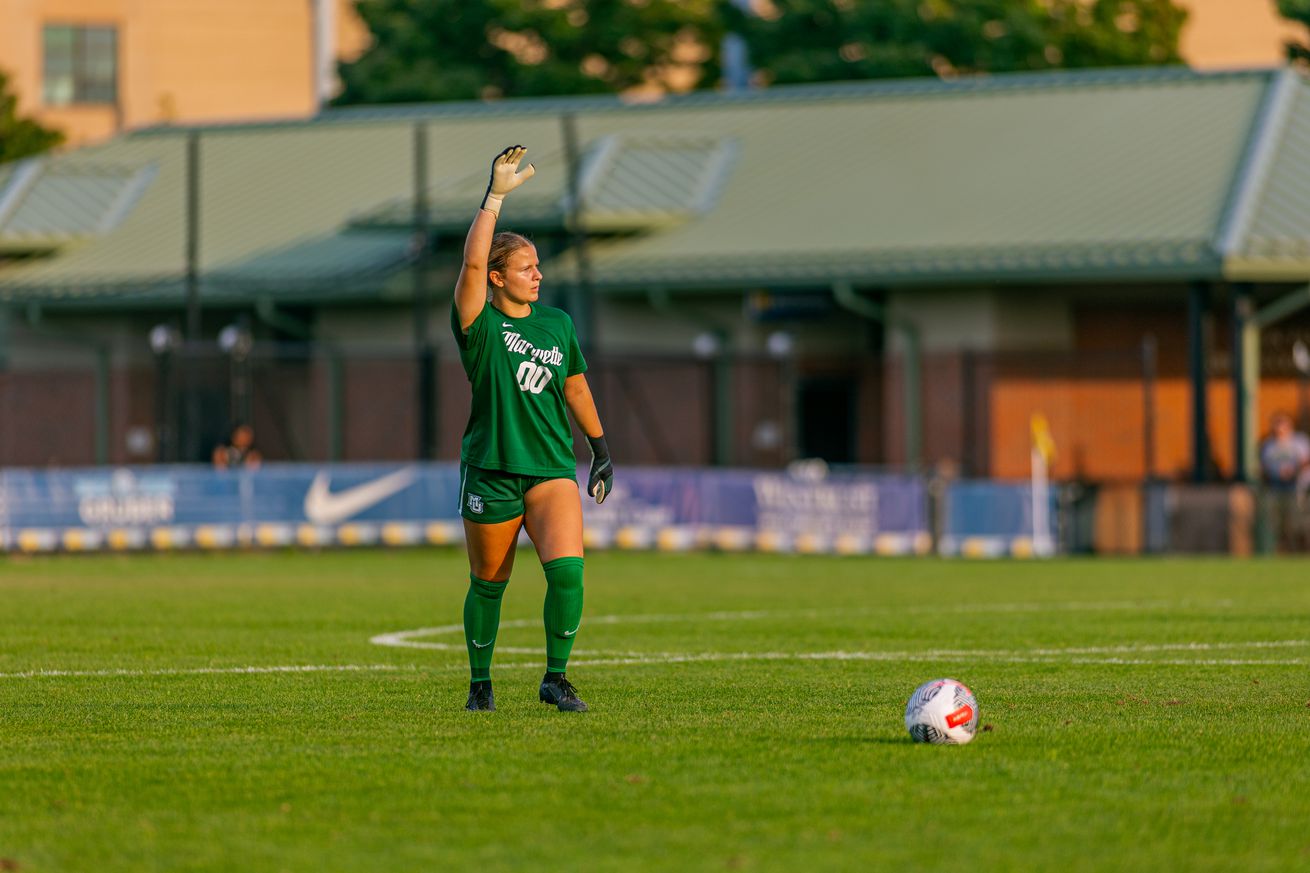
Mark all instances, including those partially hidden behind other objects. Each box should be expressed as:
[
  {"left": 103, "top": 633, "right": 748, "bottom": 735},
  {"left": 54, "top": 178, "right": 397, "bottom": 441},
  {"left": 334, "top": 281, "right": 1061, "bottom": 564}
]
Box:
[
  {"left": 368, "top": 607, "right": 1310, "bottom": 669},
  {"left": 3, "top": 604, "right": 1292, "bottom": 681}
]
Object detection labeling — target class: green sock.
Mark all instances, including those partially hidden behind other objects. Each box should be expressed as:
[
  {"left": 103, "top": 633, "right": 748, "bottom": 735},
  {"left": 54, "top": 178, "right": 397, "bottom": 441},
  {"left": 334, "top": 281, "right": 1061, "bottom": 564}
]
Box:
[
  {"left": 542, "top": 556, "right": 584, "bottom": 673},
  {"left": 464, "top": 574, "right": 507, "bottom": 682}
]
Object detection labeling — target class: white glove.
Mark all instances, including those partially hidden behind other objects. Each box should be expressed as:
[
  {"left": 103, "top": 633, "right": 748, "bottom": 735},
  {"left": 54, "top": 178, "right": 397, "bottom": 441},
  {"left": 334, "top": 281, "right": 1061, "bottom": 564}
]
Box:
[{"left": 481, "top": 145, "right": 536, "bottom": 218}]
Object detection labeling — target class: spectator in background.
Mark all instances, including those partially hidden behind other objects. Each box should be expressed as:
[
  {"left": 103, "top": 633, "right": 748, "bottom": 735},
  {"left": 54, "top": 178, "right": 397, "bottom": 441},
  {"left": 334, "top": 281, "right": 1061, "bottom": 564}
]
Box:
[
  {"left": 212, "top": 423, "right": 262, "bottom": 470},
  {"left": 1259, "top": 411, "right": 1310, "bottom": 551}
]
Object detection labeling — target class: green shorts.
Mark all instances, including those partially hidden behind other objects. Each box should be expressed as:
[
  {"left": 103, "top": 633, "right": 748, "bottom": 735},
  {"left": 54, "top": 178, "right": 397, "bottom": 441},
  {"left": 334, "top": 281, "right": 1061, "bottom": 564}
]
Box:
[{"left": 458, "top": 462, "right": 574, "bottom": 524}]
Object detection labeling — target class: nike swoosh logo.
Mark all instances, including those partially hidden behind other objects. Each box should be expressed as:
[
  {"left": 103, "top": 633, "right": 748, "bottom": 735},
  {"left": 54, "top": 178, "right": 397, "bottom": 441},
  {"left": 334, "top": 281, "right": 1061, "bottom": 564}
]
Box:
[
  {"left": 502, "top": 322, "right": 513, "bottom": 327},
  {"left": 471, "top": 639, "right": 494, "bottom": 649},
  {"left": 562, "top": 627, "right": 579, "bottom": 637},
  {"left": 303, "top": 467, "right": 419, "bottom": 525}
]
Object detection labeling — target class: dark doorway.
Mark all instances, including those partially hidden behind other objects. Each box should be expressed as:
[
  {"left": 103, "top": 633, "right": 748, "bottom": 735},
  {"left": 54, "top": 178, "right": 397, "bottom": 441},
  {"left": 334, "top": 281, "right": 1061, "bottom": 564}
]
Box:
[{"left": 798, "top": 376, "right": 855, "bottom": 462}]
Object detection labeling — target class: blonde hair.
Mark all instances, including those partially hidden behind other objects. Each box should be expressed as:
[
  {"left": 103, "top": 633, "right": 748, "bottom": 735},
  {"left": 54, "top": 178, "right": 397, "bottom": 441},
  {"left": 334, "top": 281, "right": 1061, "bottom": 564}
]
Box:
[{"left": 488, "top": 232, "right": 533, "bottom": 287}]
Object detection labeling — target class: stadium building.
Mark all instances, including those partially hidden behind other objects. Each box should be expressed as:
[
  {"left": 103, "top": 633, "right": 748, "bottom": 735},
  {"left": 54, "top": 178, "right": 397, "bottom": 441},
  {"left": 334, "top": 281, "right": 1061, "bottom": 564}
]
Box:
[
  {"left": 1, "top": 65, "right": 1310, "bottom": 503},
  {"left": 0, "top": 0, "right": 369, "bottom": 146}
]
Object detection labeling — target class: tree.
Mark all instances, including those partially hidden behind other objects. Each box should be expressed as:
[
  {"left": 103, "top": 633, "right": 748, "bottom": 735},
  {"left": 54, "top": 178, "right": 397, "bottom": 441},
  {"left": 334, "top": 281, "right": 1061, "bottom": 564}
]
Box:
[
  {"left": 0, "top": 69, "right": 63, "bottom": 163},
  {"left": 1276, "top": 0, "right": 1310, "bottom": 64},
  {"left": 335, "top": 0, "right": 724, "bottom": 105},
  {"left": 732, "top": 0, "right": 1187, "bottom": 87}
]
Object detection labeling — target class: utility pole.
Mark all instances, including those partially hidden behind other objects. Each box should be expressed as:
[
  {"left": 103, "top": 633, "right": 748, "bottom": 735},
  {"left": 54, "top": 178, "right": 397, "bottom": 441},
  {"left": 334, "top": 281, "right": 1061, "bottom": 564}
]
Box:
[
  {"left": 561, "top": 113, "right": 595, "bottom": 357},
  {"left": 412, "top": 122, "right": 437, "bottom": 459},
  {"left": 184, "top": 130, "right": 202, "bottom": 461},
  {"left": 1188, "top": 281, "right": 1210, "bottom": 482}
]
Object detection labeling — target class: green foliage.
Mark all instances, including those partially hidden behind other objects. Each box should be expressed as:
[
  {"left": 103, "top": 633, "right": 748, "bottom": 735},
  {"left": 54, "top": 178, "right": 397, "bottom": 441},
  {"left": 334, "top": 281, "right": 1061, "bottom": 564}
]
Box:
[
  {"left": 335, "top": 0, "right": 724, "bottom": 105},
  {"left": 1277, "top": 0, "right": 1310, "bottom": 64},
  {"left": 0, "top": 68, "right": 63, "bottom": 162},
  {"left": 734, "top": 0, "right": 1187, "bottom": 86},
  {"left": 335, "top": 0, "right": 1190, "bottom": 105},
  {"left": 3, "top": 551, "right": 1310, "bottom": 870}
]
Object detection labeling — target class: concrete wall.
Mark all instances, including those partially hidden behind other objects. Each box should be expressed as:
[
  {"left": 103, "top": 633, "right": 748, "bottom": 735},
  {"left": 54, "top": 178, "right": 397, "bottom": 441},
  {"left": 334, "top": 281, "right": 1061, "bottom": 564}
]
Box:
[{"left": 886, "top": 287, "right": 1075, "bottom": 354}]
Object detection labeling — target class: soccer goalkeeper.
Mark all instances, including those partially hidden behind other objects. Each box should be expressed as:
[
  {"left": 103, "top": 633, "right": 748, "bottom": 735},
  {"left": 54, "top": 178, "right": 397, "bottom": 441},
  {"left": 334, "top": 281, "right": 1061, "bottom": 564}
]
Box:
[{"left": 451, "top": 145, "right": 614, "bottom": 713}]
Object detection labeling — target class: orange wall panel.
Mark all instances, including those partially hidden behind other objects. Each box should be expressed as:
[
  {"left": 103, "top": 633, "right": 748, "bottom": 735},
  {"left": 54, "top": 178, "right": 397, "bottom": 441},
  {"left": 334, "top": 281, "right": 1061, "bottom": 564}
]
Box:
[{"left": 988, "top": 376, "right": 1309, "bottom": 482}]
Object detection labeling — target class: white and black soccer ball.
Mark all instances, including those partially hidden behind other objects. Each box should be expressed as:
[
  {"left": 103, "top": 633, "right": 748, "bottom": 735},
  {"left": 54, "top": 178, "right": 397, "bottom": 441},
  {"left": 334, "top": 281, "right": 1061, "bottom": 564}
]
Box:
[{"left": 904, "top": 678, "right": 979, "bottom": 745}]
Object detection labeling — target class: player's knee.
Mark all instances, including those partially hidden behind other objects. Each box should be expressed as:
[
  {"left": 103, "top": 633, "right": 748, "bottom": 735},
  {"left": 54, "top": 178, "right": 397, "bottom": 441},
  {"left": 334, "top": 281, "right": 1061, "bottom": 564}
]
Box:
[
  {"left": 542, "top": 556, "right": 584, "bottom": 590},
  {"left": 470, "top": 574, "right": 508, "bottom": 599}
]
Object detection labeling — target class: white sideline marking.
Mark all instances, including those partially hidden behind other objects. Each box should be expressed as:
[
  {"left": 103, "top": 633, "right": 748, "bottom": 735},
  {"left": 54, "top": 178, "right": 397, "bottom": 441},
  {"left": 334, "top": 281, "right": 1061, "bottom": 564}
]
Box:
[
  {"left": 0, "top": 664, "right": 415, "bottom": 680},
  {"left": 3, "top": 651, "right": 1305, "bottom": 681},
  {"left": 556, "top": 653, "right": 1309, "bottom": 669}
]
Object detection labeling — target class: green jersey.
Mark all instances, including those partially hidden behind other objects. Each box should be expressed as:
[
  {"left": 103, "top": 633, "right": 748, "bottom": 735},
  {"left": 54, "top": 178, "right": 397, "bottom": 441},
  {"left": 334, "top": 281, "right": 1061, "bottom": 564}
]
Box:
[{"left": 451, "top": 299, "right": 587, "bottom": 477}]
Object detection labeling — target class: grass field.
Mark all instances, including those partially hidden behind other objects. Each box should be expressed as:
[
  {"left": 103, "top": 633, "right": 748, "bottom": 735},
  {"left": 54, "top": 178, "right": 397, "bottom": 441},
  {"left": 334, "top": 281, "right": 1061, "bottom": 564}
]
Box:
[{"left": 3, "top": 550, "right": 1310, "bottom": 872}]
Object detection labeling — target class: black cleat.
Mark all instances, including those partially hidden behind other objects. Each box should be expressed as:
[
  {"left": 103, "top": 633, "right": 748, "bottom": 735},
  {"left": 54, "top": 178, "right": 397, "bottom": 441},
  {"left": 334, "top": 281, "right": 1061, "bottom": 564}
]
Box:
[
  {"left": 465, "top": 681, "right": 495, "bottom": 711},
  {"left": 539, "top": 673, "right": 588, "bottom": 712}
]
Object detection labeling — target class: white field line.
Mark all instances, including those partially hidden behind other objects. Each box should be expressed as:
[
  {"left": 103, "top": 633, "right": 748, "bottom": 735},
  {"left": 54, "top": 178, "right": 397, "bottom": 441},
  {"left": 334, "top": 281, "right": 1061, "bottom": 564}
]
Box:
[
  {"left": 0, "top": 664, "right": 420, "bottom": 680},
  {"left": 555, "top": 652, "right": 1310, "bottom": 669},
  {"left": 574, "top": 599, "right": 1234, "bottom": 623},
  {"left": 368, "top": 604, "right": 1310, "bottom": 670},
  {"left": 433, "top": 642, "right": 1310, "bottom": 669},
  {"left": 3, "top": 651, "right": 1306, "bottom": 681},
  {"left": 367, "top": 600, "right": 1239, "bottom": 653},
  {"left": 7, "top": 601, "right": 1294, "bottom": 681}
]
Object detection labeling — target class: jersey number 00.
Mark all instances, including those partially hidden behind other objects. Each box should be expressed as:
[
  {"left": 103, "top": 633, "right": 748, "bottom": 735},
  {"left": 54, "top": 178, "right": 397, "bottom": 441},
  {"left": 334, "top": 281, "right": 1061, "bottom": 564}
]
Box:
[{"left": 515, "top": 360, "right": 553, "bottom": 394}]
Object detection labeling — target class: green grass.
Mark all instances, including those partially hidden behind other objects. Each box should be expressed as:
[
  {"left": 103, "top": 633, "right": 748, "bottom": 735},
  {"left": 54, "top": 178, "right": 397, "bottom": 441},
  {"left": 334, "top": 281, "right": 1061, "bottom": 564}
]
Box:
[{"left": 2, "top": 551, "right": 1310, "bottom": 872}]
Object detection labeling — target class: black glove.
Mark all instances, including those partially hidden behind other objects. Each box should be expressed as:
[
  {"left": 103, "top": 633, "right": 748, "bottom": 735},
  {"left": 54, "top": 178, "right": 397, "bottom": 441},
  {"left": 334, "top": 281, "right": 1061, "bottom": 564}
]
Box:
[{"left": 586, "top": 434, "right": 613, "bottom": 504}]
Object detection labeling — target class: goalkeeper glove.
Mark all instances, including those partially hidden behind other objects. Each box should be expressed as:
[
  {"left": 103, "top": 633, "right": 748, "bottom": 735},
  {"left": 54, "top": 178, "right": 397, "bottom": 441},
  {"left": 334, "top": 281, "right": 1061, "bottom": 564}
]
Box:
[
  {"left": 481, "top": 145, "right": 536, "bottom": 218},
  {"left": 586, "top": 434, "right": 613, "bottom": 504}
]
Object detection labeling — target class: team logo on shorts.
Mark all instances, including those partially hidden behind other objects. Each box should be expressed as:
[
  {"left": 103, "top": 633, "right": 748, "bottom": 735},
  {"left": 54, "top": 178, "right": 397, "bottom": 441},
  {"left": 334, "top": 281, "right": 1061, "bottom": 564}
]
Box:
[{"left": 466, "top": 493, "right": 484, "bottom": 514}]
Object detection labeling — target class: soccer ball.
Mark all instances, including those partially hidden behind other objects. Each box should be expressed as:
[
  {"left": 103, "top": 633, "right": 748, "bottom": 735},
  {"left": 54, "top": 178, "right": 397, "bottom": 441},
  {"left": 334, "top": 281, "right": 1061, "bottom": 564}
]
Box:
[{"left": 904, "top": 678, "right": 979, "bottom": 745}]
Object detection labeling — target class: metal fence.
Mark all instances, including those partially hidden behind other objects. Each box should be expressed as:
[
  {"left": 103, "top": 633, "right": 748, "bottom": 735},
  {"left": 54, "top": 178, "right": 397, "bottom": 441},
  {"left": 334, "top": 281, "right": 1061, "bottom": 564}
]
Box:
[
  {"left": 0, "top": 333, "right": 1294, "bottom": 485},
  {"left": 0, "top": 339, "right": 776, "bottom": 469}
]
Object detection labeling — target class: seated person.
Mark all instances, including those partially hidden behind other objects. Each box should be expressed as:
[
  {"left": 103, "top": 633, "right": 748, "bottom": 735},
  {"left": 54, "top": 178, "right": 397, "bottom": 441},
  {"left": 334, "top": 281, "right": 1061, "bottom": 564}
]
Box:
[{"left": 212, "top": 424, "right": 262, "bottom": 470}]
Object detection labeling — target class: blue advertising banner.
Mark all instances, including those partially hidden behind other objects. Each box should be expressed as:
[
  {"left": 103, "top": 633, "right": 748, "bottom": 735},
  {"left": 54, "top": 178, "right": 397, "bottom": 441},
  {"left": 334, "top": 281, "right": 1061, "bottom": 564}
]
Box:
[
  {"left": 0, "top": 464, "right": 464, "bottom": 552},
  {"left": 580, "top": 466, "right": 930, "bottom": 554},
  {"left": 0, "top": 464, "right": 459, "bottom": 526},
  {"left": 938, "top": 480, "right": 1060, "bottom": 558},
  {"left": 0, "top": 463, "right": 932, "bottom": 556}
]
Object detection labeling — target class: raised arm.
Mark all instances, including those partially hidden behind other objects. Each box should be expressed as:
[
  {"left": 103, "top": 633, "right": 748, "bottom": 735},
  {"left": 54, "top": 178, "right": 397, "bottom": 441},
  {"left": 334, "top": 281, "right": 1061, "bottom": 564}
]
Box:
[
  {"left": 565, "top": 373, "right": 613, "bottom": 503},
  {"left": 454, "top": 145, "right": 536, "bottom": 332}
]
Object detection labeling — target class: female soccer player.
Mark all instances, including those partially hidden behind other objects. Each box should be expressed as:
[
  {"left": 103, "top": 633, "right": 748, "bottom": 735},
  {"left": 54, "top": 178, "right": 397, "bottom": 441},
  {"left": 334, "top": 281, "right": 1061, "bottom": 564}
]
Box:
[{"left": 452, "top": 145, "right": 613, "bottom": 713}]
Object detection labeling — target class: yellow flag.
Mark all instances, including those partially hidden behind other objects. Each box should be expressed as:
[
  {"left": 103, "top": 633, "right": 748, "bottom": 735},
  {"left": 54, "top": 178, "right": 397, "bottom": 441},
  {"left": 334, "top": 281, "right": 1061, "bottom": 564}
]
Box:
[{"left": 1031, "top": 412, "right": 1056, "bottom": 465}]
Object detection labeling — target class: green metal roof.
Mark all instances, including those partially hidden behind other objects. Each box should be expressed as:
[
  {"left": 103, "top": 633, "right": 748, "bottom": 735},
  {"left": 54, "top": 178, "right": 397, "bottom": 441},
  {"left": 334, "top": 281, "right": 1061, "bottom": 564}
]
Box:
[
  {"left": 1225, "top": 69, "right": 1310, "bottom": 280},
  {"left": 0, "top": 127, "right": 421, "bottom": 304},
  {"left": 553, "top": 68, "right": 1270, "bottom": 289},
  {"left": 351, "top": 132, "right": 736, "bottom": 233},
  {"left": 0, "top": 160, "right": 155, "bottom": 251},
  {"left": 310, "top": 65, "right": 1270, "bottom": 124},
  {"left": 349, "top": 141, "right": 574, "bottom": 232},
  {"left": 1, "top": 65, "right": 1307, "bottom": 306},
  {"left": 581, "top": 134, "right": 738, "bottom": 230}
]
